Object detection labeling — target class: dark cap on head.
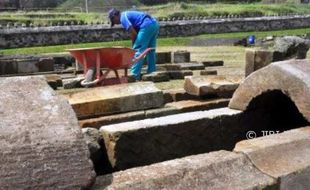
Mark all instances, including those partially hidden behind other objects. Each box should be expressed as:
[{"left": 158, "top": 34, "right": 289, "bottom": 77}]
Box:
[{"left": 108, "top": 8, "right": 120, "bottom": 27}]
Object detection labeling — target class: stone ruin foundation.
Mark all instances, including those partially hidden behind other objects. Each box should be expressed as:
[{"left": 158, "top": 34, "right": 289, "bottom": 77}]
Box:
[{"left": 0, "top": 55, "right": 309, "bottom": 189}]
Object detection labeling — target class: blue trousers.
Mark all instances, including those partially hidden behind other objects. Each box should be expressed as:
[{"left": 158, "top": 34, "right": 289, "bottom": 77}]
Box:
[{"left": 131, "top": 21, "right": 160, "bottom": 79}]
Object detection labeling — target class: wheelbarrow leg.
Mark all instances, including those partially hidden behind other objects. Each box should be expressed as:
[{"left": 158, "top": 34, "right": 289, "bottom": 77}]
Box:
[
  {"left": 82, "top": 52, "right": 87, "bottom": 76},
  {"left": 114, "top": 69, "right": 120, "bottom": 79},
  {"left": 96, "top": 50, "right": 101, "bottom": 81},
  {"left": 124, "top": 68, "right": 128, "bottom": 77}
]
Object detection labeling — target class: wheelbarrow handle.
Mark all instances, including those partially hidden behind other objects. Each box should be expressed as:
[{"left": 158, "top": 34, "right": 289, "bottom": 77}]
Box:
[{"left": 131, "top": 48, "right": 155, "bottom": 64}]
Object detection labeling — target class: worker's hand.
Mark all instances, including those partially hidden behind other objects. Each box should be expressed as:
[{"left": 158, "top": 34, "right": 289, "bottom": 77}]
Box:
[{"left": 129, "top": 26, "right": 137, "bottom": 44}]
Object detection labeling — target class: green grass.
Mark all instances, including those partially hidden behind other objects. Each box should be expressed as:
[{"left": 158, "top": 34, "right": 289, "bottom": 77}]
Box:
[
  {"left": 2, "top": 3, "right": 310, "bottom": 25},
  {"left": 145, "top": 3, "right": 310, "bottom": 18},
  {"left": 1, "top": 27, "right": 310, "bottom": 55},
  {"left": 0, "top": 11, "right": 103, "bottom": 25}
]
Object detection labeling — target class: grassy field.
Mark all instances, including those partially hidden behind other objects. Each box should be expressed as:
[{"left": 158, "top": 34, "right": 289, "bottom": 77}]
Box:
[
  {"left": 2, "top": 27, "right": 310, "bottom": 56},
  {"left": 1, "top": 3, "right": 310, "bottom": 25},
  {"left": 146, "top": 3, "right": 310, "bottom": 18}
]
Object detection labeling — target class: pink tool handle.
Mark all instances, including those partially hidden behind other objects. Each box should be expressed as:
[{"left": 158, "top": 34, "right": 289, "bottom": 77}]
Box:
[{"left": 131, "top": 48, "right": 155, "bottom": 64}]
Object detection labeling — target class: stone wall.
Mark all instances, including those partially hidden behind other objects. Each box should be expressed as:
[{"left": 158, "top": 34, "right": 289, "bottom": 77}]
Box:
[{"left": 1, "top": 15, "right": 310, "bottom": 48}]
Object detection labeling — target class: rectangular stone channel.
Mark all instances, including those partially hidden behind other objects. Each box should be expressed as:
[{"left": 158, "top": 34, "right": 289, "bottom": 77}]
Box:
[
  {"left": 79, "top": 98, "right": 230, "bottom": 128},
  {"left": 99, "top": 108, "right": 245, "bottom": 170}
]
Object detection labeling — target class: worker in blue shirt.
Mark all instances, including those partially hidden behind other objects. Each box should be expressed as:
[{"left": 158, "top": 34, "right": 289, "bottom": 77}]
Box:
[{"left": 108, "top": 8, "right": 160, "bottom": 80}]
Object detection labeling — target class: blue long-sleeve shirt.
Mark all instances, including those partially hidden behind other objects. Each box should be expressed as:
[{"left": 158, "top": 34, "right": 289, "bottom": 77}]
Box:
[{"left": 120, "top": 11, "right": 156, "bottom": 31}]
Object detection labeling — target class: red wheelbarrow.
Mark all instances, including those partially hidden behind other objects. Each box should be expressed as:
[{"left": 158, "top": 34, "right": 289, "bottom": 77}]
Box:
[{"left": 67, "top": 47, "right": 154, "bottom": 87}]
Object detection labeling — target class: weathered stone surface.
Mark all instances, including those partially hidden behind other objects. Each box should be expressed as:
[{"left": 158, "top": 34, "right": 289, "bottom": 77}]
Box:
[
  {"left": 168, "top": 70, "right": 193, "bottom": 79},
  {"left": 163, "top": 88, "right": 201, "bottom": 102},
  {"left": 0, "top": 76, "right": 95, "bottom": 189},
  {"left": 200, "top": 70, "right": 218, "bottom": 75},
  {"left": 173, "top": 50, "right": 190, "bottom": 63},
  {"left": 156, "top": 52, "right": 171, "bottom": 64},
  {"left": 157, "top": 64, "right": 181, "bottom": 71},
  {"left": 82, "top": 128, "right": 110, "bottom": 175},
  {"left": 79, "top": 111, "right": 145, "bottom": 129},
  {"left": 245, "top": 49, "right": 256, "bottom": 77},
  {"left": 92, "top": 151, "right": 277, "bottom": 190},
  {"left": 99, "top": 108, "right": 242, "bottom": 170},
  {"left": 17, "top": 59, "right": 39, "bottom": 73},
  {"left": 229, "top": 59, "right": 310, "bottom": 122},
  {"left": 44, "top": 74, "right": 63, "bottom": 90},
  {"left": 0, "top": 60, "right": 18, "bottom": 74},
  {"left": 64, "top": 82, "right": 164, "bottom": 119},
  {"left": 79, "top": 98, "right": 229, "bottom": 128},
  {"left": 234, "top": 126, "right": 310, "bottom": 190},
  {"left": 274, "top": 36, "right": 310, "bottom": 59},
  {"left": 3, "top": 15, "right": 310, "bottom": 49},
  {"left": 178, "top": 62, "right": 205, "bottom": 70},
  {"left": 37, "top": 57, "right": 55, "bottom": 72},
  {"left": 141, "top": 71, "right": 170, "bottom": 82},
  {"left": 245, "top": 49, "right": 274, "bottom": 77},
  {"left": 166, "top": 99, "right": 230, "bottom": 112},
  {"left": 202, "top": 60, "right": 224, "bottom": 67},
  {"left": 184, "top": 75, "right": 241, "bottom": 98}
]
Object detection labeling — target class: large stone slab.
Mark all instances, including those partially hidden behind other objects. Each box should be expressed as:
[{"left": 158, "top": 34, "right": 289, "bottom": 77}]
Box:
[
  {"left": 92, "top": 150, "right": 277, "bottom": 190},
  {"left": 234, "top": 126, "right": 310, "bottom": 190},
  {"left": 184, "top": 75, "right": 241, "bottom": 98},
  {"left": 0, "top": 76, "right": 95, "bottom": 189},
  {"left": 229, "top": 59, "right": 310, "bottom": 122},
  {"left": 99, "top": 108, "right": 243, "bottom": 170},
  {"left": 64, "top": 82, "right": 164, "bottom": 119}
]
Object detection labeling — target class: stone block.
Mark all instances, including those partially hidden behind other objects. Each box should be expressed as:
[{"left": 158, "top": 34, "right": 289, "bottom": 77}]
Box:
[
  {"left": 0, "top": 60, "right": 18, "bottom": 74},
  {"left": 245, "top": 49, "right": 256, "bottom": 77},
  {"left": 79, "top": 111, "right": 145, "bottom": 129},
  {"left": 163, "top": 89, "right": 201, "bottom": 102},
  {"left": 200, "top": 70, "right": 218, "bottom": 75},
  {"left": 156, "top": 52, "right": 171, "bottom": 64},
  {"left": 245, "top": 49, "right": 274, "bottom": 77},
  {"left": 0, "top": 76, "right": 95, "bottom": 189},
  {"left": 202, "top": 60, "right": 224, "bottom": 67},
  {"left": 92, "top": 151, "right": 277, "bottom": 190},
  {"left": 166, "top": 99, "right": 230, "bottom": 112},
  {"left": 157, "top": 64, "right": 181, "bottom": 71},
  {"left": 141, "top": 71, "right": 170, "bottom": 82},
  {"left": 184, "top": 75, "right": 241, "bottom": 98},
  {"left": 64, "top": 82, "right": 164, "bottom": 119},
  {"left": 99, "top": 108, "right": 242, "bottom": 170},
  {"left": 168, "top": 70, "right": 193, "bottom": 79},
  {"left": 254, "top": 50, "right": 274, "bottom": 70},
  {"left": 82, "top": 128, "right": 111, "bottom": 175},
  {"left": 229, "top": 59, "right": 310, "bottom": 122},
  {"left": 178, "top": 62, "right": 205, "bottom": 70},
  {"left": 234, "top": 126, "right": 310, "bottom": 190},
  {"left": 173, "top": 50, "right": 190, "bottom": 63},
  {"left": 17, "top": 59, "right": 39, "bottom": 73},
  {"left": 44, "top": 74, "right": 63, "bottom": 90},
  {"left": 37, "top": 57, "right": 55, "bottom": 72}
]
